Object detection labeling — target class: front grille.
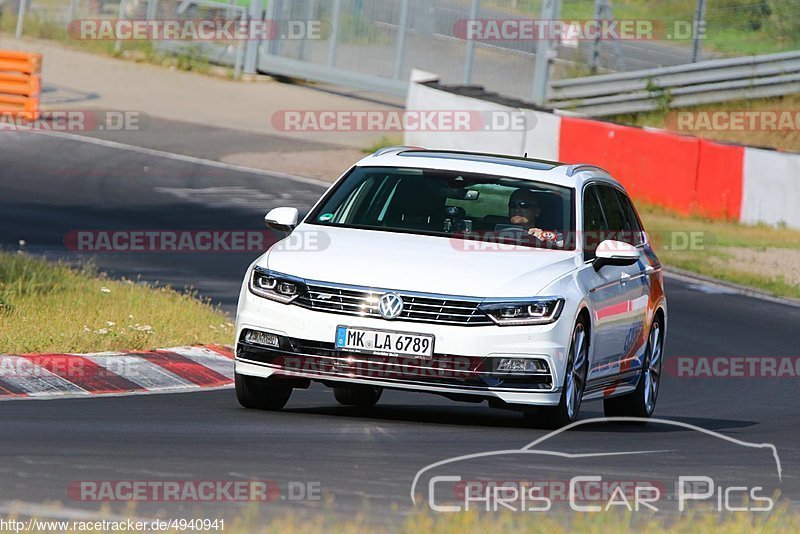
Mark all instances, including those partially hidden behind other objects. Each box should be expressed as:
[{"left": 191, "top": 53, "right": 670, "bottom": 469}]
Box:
[{"left": 294, "top": 282, "right": 493, "bottom": 326}]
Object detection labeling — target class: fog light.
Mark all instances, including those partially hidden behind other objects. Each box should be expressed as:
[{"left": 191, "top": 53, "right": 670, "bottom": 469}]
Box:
[
  {"left": 495, "top": 358, "right": 549, "bottom": 374},
  {"left": 244, "top": 330, "right": 280, "bottom": 347}
]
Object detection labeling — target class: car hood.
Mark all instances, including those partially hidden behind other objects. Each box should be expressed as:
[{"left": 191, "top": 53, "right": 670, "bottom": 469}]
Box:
[{"left": 260, "top": 224, "right": 579, "bottom": 298}]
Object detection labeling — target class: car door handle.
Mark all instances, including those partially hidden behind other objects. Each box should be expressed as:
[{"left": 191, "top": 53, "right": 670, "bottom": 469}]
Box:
[{"left": 619, "top": 272, "right": 631, "bottom": 284}]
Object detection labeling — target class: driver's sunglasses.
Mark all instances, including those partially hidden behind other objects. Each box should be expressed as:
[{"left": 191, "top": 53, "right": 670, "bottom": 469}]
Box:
[{"left": 508, "top": 200, "right": 535, "bottom": 209}]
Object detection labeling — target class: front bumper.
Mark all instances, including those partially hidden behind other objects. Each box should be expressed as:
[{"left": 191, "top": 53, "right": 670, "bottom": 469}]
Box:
[{"left": 235, "top": 291, "right": 571, "bottom": 406}]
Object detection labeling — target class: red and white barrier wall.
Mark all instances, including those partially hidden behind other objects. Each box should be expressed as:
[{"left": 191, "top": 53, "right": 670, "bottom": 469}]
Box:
[{"left": 405, "top": 77, "right": 800, "bottom": 229}]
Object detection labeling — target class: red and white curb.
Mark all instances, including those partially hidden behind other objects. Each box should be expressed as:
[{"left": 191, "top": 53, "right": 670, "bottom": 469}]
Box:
[{"left": 0, "top": 345, "right": 234, "bottom": 399}]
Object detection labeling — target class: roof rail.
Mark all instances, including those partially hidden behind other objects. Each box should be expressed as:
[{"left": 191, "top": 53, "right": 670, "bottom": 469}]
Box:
[
  {"left": 373, "top": 145, "right": 426, "bottom": 157},
  {"left": 564, "top": 164, "right": 610, "bottom": 177}
]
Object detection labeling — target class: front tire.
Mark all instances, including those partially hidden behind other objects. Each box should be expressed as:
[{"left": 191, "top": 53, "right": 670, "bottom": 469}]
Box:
[
  {"left": 333, "top": 385, "right": 382, "bottom": 408},
  {"left": 603, "top": 315, "right": 664, "bottom": 419},
  {"left": 524, "top": 317, "right": 589, "bottom": 429},
  {"left": 235, "top": 372, "right": 292, "bottom": 410}
]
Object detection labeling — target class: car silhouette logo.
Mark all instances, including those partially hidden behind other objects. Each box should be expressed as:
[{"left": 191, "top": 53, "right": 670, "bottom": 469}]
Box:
[{"left": 378, "top": 292, "right": 404, "bottom": 319}]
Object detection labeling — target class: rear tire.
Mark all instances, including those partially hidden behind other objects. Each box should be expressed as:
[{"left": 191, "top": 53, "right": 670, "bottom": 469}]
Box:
[
  {"left": 333, "top": 385, "right": 382, "bottom": 408},
  {"left": 603, "top": 315, "right": 664, "bottom": 419},
  {"left": 524, "top": 317, "right": 589, "bottom": 429},
  {"left": 235, "top": 372, "right": 292, "bottom": 411}
]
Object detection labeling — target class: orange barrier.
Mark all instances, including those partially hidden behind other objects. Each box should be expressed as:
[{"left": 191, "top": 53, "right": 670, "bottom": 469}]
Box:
[
  {"left": 558, "top": 116, "right": 745, "bottom": 219},
  {"left": 695, "top": 139, "right": 744, "bottom": 220},
  {"left": 0, "top": 50, "right": 42, "bottom": 121}
]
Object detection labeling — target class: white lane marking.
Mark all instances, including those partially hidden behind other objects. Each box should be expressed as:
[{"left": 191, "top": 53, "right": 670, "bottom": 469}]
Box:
[
  {"left": 0, "top": 356, "right": 86, "bottom": 396},
  {"left": 169, "top": 347, "right": 235, "bottom": 379},
  {"left": 154, "top": 185, "right": 320, "bottom": 212},
  {"left": 686, "top": 283, "right": 738, "bottom": 295},
  {"left": 29, "top": 130, "right": 331, "bottom": 188},
  {"left": 82, "top": 354, "right": 193, "bottom": 390}
]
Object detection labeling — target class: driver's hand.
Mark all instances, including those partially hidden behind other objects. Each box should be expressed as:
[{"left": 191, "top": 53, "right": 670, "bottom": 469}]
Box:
[
  {"left": 527, "top": 227, "right": 544, "bottom": 239},
  {"left": 528, "top": 228, "right": 560, "bottom": 243}
]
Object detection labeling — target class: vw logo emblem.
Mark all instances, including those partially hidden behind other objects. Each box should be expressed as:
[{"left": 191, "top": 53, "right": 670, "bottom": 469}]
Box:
[{"left": 377, "top": 292, "right": 404, "bottom": 320}]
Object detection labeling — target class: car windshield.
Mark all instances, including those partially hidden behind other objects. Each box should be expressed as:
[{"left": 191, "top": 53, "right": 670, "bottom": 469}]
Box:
[{"left": 307, "top": 166, "right": 575, "bottom": 250}]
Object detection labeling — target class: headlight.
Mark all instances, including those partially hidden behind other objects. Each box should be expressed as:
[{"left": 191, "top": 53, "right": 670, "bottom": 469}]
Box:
[
  {"left": 248, "top": 268, "right": 305, "bottom": 304},
  {"left": 479, "top": 297, "right": 564, "bottom": 326}
]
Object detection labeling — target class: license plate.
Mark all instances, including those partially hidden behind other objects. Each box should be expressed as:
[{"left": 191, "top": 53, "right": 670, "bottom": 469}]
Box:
[{"left": 335, "top": 326, "right": 434, "bottom": 358}]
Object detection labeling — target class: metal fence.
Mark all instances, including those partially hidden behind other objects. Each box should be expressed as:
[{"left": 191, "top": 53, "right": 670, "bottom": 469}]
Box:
[
  {"left": 150, "top": 0, "right": 249, "bottom": 78},
  {"left": 259, "top": 0, "right": 557, "bottom": 99},
  {"left": 252, "top": 0, "right": 558, "bottom": 98},
  {"left": 3, "top": 0, "right": 800, "bottom": 106},
  {"left": 549, "top": 50, "right": 800, "bottom": 116}
]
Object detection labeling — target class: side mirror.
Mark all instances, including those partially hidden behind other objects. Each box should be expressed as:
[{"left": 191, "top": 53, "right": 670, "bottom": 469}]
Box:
[
  {"left": 265, "top": 207, "right": 299, "bottom": 232},
  {"left": 594, "top": 239, "right": 639, "bottom": 271}
]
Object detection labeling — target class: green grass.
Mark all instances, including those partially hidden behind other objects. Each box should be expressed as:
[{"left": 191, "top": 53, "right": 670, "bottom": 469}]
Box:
[
  {"left": 640, "top": 203, "right": 800, "bottom": 249},
  {"left": 638, "top": 204, "right": 800, "bottom": 300},
  {"left": 606, "top": 93, "right": 800, "bottom": 154},
  {"left": 232, "top": 506, "right": 800, "bottom": 533},
  {"left": 404, "top": 507, "right": 799, "bottom": 534},
  {"left": 0, "top": 252, "right": 233, "bottom": 354}
]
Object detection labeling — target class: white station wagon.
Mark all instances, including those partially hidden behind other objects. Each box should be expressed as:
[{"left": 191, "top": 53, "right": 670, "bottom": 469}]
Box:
[{"left": 234, "top": 147, "right": 667, "bottom": 428}]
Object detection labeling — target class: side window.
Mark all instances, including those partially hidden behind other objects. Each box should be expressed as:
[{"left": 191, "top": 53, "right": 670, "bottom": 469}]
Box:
[
  {"left": 596, "top": 186, "right": 628, "bottom": 244},
  {"left": 582, "top": 185, "right": 606, "bottom": 261},
  {"left": 614, "top": 189, "right": 644, "bottom": 246}
]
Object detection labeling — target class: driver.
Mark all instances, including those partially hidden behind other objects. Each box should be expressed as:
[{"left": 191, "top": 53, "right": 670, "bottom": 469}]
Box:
[{"left": 507, "top": 188, "right": 564, "bottom": 246}]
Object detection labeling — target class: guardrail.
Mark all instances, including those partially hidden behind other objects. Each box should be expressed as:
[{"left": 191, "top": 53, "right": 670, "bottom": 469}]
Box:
[
  {"left": 548, "top": 50, "right": 800, "bottom": 117},
  {"left": 0, "top": 50, "right": 42, "bottom": 120}
]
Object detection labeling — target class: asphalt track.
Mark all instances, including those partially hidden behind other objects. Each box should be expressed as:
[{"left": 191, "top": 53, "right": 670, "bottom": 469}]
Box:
[{"left": 1, "top": 125, "right": 799, "bottom": 522}]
